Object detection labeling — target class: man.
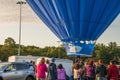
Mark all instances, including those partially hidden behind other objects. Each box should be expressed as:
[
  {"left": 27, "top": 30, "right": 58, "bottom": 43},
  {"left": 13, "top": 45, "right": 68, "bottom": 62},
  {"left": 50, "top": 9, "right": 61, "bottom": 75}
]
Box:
[
  {"left": 48, "top": 57, "right": 57, "bottom": 80},
  {"left": 96, "top": 60, "right": 107, "bottom": 80}
]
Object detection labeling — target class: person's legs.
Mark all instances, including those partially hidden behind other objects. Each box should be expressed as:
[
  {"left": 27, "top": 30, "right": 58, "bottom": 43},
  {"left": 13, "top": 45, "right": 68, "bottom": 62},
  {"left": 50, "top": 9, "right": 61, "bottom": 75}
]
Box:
[
  {"left": 102, "top": 77, "right": 107, "bottom": 80},
  {"left": 36, "top": 78, "right": 46, "bottom": 80},
  {"left": 98, "top": 77, "right": 102, "bottom": 80},
  {"left": 36, "top": 78, "right": 40, "bottom": 80},
  {"left": 40, "top": 78, "right": 46, "bottom": 80}
]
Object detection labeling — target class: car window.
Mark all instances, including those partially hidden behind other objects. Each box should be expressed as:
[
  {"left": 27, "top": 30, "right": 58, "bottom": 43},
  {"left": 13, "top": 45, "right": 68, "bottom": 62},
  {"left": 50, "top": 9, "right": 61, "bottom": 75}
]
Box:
[
  {"left": 15, "top": 63, "right": 29, "bottom": 70},
  {"left": 7, "top": 64, "right": 16, "bottom": 71}
]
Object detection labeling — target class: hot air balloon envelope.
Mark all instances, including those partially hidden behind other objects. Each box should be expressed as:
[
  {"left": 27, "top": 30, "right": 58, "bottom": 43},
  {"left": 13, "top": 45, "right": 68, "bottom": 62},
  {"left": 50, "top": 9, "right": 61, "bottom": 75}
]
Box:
[{"left": 26, "top": 0, "right": 120, "bottom": 56}]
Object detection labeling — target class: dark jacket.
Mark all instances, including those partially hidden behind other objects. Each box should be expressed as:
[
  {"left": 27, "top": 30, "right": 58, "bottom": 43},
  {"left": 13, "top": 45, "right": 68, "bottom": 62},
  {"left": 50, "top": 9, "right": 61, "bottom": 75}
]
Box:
[
  {"left": 48, "top": 63, "right": 57, "bottom": 80},
  {"left": 96, "top": 64, "right": 107, "bottom": 77}
]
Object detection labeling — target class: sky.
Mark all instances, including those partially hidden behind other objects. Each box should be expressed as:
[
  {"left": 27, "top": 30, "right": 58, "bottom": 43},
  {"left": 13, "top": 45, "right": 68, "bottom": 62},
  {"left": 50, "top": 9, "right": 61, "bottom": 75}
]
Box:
[{"left": 0, "top": 0, "right": 120, "bottom": 48}]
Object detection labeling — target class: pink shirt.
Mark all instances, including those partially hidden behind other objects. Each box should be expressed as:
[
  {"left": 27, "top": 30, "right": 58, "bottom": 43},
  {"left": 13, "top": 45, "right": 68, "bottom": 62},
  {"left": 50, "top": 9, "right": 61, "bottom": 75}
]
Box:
[
  {"left": 74, "top": 68, "right": 83, "bottom": 79},
  {"left": 35, "top": 63, "right": 48, "bottom": 78}
]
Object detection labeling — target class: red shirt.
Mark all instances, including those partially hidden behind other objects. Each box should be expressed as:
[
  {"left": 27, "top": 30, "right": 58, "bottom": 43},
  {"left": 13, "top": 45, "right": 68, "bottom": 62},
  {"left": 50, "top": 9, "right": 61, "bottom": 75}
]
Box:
[{"left": 108, "top": 64, "right": 119, "bottom": 80}]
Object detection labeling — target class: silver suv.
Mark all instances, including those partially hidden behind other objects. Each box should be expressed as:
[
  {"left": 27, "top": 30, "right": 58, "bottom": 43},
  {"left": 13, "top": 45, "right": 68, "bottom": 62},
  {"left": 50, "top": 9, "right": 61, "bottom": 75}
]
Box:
[{"left": 0, "top": 62, "right": 35, "bottom": 80}]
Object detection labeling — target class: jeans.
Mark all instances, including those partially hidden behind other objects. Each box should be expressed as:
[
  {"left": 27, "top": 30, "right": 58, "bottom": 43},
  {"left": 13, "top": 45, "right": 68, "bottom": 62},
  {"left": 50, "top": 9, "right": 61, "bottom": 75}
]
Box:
[{"left": 98, "top": 77, "right": 107, "bottom": 80}]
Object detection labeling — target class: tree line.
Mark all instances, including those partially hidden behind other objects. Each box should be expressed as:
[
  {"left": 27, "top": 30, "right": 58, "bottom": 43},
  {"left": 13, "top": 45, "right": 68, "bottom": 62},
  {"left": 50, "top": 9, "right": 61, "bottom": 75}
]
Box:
[{"left": 0, "top": 37, "right": 120, "bottom": 64}]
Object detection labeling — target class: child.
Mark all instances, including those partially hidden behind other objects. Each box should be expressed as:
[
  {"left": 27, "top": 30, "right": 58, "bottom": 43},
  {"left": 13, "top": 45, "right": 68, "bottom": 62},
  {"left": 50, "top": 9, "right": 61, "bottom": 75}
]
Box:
[{"left": 57, "top": 64, "right": 66, "bottom": 80}]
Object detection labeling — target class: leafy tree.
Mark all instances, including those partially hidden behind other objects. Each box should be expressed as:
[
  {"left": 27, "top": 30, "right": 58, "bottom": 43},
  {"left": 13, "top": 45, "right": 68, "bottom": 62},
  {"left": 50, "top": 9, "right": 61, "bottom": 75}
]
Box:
[
  {"left": 0, "top": 37, "right": 17, "bottom": 61},
  {"left": 4, "top": 37, "right": 16, "bottom": 47},
  {"left": 0, "top": 37, "right": 120, "bottom": 64}
]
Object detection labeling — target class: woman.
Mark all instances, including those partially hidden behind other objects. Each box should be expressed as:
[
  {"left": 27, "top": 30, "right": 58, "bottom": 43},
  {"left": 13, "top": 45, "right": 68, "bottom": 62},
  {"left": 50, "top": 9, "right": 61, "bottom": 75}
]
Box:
[
  {"left": 85, "top": 59, "right": 95, "bottom": 80},
  {"left": 73, "top": 63, "right": 83, "bottom": 80},
  {"left": 57, "top": 64, "right": 66, "bottom": 80},
  {"left": 35, "top": 57, "right": 48, "bottom": 80},
  {"left": 108, "top": 60, "right": 119, "bottom": 80}
]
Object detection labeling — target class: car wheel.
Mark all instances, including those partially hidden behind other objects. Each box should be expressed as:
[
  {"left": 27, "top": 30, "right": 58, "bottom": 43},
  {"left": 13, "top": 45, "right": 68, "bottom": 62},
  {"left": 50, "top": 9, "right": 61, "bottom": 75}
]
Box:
[{"left": 26, "top": 76, "right": 35, "bottom": 80}]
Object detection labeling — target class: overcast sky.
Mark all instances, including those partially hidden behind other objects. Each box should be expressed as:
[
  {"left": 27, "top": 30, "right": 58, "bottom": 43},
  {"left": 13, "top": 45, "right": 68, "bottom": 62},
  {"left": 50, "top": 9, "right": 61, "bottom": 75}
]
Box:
[{"left": 0, "top": 0, "right": 120, "bottom": 47}]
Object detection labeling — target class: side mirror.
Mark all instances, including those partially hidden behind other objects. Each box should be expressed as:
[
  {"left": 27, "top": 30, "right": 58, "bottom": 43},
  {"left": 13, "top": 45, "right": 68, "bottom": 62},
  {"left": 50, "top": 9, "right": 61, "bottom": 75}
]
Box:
[{"left": 4, "top": 69, "right": 11, "bottom": 72}]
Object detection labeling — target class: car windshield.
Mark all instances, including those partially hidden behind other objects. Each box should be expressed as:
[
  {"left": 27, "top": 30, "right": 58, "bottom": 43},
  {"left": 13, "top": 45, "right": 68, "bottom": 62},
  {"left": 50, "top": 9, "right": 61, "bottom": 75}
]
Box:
[{"left": 0, "top": 63, "right": 10, "bottom": 71}]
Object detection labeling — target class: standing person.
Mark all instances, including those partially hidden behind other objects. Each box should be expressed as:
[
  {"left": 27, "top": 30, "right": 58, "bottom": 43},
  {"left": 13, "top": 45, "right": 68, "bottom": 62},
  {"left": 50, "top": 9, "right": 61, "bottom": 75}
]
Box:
[
  {"left": 46, "top": 59, "right": 50, "bottom": 67},
  {"left": 72, "top": 58, "right": 80, "bottom": 76},
  {"left": 85, "top": 59, "right": 96, "bottom": 80},
  {"left": 57, "top": 64, "right": 66, "bottom": 80},
  {"left": 96, "top": 60, "right": 107, "bottom": 80},
  {"left": 48, "top": 57, "right": 57, "bottom": 80},
  {"left": 73, "top": 63, "right": 83, "bottom": 80},
  {"left": 79, "top": 61, "right": 84, "bottom": 80},
  {"left": 118, "top": 66, "right": 120, "bottom": 80},
  {"left": 83, "top": 61, "right": 89, "bottom": 80},
  {"left": 94, "top": 61, "right": 99, "bottom": 80},
  {"left": 32, "top": 61, "right": 36, "bottom": 71},
  {"left": 46, "top": 59, "right": 50, "bottom": 80},
  {"left": 108, "top": 60, "right": 119, "bottom": 80},
  {"left": 35, "top": 57, "right": 48, "bottom": 80}
]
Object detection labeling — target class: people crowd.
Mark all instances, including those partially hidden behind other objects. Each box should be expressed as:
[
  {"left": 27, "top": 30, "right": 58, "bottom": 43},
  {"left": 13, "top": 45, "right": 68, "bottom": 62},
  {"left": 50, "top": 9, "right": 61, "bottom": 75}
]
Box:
[
  {"left": 35, "top": 57, "right": 67, "bottom": 80},
  {"left": 72, "top": 58, "right": 119, "bottom": 80},
  {"left": 32, "top": 57, "right": 119, "bottom": 80}
]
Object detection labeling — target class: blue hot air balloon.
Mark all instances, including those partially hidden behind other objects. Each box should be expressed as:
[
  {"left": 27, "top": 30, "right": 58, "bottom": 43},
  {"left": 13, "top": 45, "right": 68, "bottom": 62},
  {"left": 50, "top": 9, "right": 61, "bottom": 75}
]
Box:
[{"left": 26, "top": 0, "right": 120, "bottom": 56}]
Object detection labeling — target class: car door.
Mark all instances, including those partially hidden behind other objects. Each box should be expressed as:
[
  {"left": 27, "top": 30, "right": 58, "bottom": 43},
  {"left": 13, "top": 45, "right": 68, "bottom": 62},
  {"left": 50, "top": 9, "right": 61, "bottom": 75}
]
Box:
[
  {"left": 15, "top": 63, "right": 29, "bottom": 80},
  {"left": 2, "top": 64, "right": 17, "bottom": 80}
]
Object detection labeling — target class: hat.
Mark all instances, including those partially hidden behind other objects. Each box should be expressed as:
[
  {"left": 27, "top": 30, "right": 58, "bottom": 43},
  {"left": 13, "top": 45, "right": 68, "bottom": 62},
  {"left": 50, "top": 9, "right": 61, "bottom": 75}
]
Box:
[{"left": 51, "top": 57, "right": 55, "bottom": 62}]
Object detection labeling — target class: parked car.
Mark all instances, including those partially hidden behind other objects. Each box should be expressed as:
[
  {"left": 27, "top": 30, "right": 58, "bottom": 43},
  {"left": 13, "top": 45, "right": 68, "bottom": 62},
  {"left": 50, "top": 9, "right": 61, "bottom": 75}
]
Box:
[{"left": 0, "top": 62, "right": 35, "bottom": 80}]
